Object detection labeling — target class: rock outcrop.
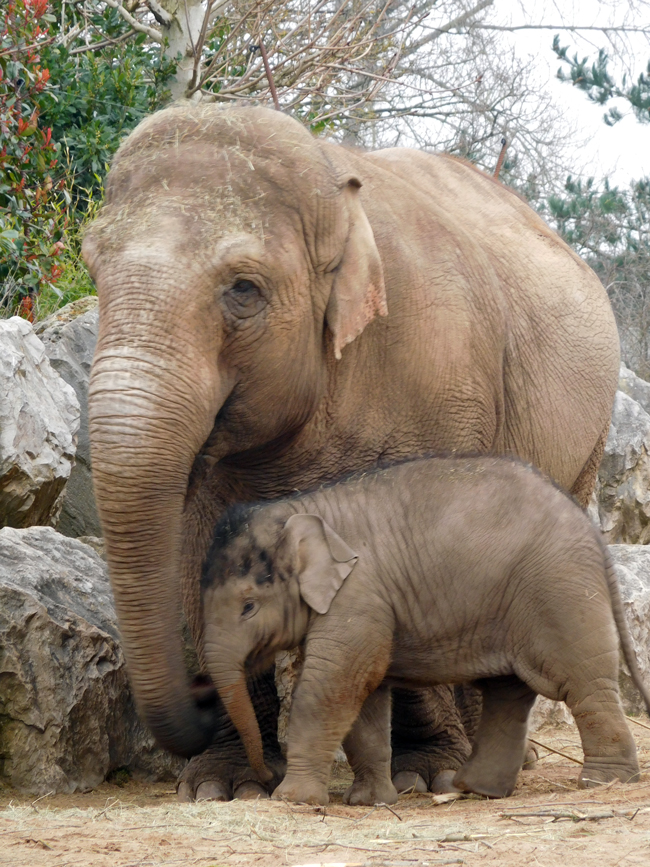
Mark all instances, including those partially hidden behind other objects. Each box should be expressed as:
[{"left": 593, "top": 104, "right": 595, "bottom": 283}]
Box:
[
  {"left": 36, "top": 297, "right": 101, "bottom": 537},
  {"left": 592, "top": 388, "right": 650, "bottom": 545},
  {"left": 0, "top": 318, "right": 79, "bottom": 529},
  {"left": 530, "top": 543, "right": 650, "bottom": 730},
  {"left": 618, "top": 363, "right": 650, "bottom": 415},
  {"left": 0, "top": 526, "right": 184, "bottom": 794}
]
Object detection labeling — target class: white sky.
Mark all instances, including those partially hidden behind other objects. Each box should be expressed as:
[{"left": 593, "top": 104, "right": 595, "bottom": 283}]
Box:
[{"left": 499, "top": 0, "right": 650, "bottom": 184}]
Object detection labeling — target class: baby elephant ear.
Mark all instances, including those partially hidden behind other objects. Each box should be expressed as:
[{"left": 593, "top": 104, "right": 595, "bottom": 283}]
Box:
[{"left": 284, "top": 514, "right": 359, "bottom": 615}]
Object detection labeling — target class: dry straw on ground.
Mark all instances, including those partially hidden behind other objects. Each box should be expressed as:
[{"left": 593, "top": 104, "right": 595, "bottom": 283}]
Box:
[{"left": 2, "top": 723, "right": 650, "bottom": 867}]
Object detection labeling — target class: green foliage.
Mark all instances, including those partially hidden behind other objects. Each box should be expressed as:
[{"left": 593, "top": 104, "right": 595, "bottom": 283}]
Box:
[
  {"left": 39, "top": 2, "right": 176, "bottom": 208},
  {"left": 541, "top": 175, "right": 650, "bottom": 375},
  {"left": 554, "top": 35, "right": 650, "bottom": 126},
  {"left": 546, "top": 176, "right": 629, "bottom": 252},
  {"left": 1, "top": 1, "right": 177, "bottom": 319},
  {"left": 32, "top": 202, "right": 97, "bottom": 320},
  {"left": 0, "top": 0, "right": 68, "bottom": 314}
]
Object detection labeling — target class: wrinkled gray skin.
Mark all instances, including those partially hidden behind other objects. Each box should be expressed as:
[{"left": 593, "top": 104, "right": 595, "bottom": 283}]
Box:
[
  {"left": 84, "top": 102, "right": 620, "bottom": 802},
  {"left": 202, "top": 456, "right": 650, "bottom": 806}
]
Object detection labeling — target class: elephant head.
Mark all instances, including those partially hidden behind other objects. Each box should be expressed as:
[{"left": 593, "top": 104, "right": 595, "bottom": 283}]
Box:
[
  {"left": 200, "top": 503, "right": 358, "bottom": 777},
  {"left": 83, "top": 104, "right": 384, "bottom": 757}
]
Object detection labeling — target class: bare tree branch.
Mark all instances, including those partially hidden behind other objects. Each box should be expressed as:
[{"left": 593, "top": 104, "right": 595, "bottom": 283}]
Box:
[{"left": 103, "top": 0, "right": 163, "bottom": 43}]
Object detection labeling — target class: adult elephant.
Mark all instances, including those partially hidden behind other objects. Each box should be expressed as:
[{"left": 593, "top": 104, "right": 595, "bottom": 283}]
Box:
[{"left": 84, "top": 103, "right": 619, "bottom": 802}]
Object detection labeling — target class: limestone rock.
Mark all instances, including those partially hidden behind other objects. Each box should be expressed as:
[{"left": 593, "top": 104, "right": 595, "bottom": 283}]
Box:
[
  {"left": 592, "top": 389, "right": 650, "bottom": 544},
  {"left": 530, "top": 544, "right": 650, "bottom": 730},
  {"left": 618, "top": 363, "right": 650, "bottom": 415},
  {"left": 0, "top": 526, "right": 185, "bottom": 794},
  {"left": 610, "top": 544, "right": 650, "bottom": 716},
  {"left": 0, "top": 318, "right": 79, "bottom": 529},
  {"left": 275, "top": 648, "right": 303, "bottom": 750},
  {"left": 36, "top": 298, "right": 101, "bottom": 537}
]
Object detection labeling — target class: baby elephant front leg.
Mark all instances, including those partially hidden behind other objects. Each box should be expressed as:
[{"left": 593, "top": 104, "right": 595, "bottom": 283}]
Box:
[
  {"left": 343, "top": 686, "right": 398, "bottom": 806},
  {"left": 272, "top": 671, "right": 362, "bottom": 805},
  {"left": 273, "top": 635, "right": 390, "bottom": 805}
]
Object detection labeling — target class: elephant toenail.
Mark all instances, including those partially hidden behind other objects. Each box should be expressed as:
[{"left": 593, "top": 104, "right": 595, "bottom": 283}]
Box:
[
  {"left": 176, "top": 781, "right": 193, "bottom": 803},
  {"left": 234, "top": 781, "right": 270, "bottom": 800},
  {"left": 196, "top": 781, "right": 230, "bottom": 801},
  {"left": 432, "top": 769, "right": 463, "bottom": 794},
  {"left": 392, "top": 771, "right": 428, "bottom": 794}
]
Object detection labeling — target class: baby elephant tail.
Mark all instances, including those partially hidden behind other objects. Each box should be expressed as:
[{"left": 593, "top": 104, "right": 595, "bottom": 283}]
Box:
[{"left": 601, "top": 541, "right": 650, "bottom": 717}]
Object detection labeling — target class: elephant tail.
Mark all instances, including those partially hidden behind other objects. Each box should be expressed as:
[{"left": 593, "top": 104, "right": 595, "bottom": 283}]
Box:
[{"left": 600, "top": 540, "right": 650, "bottom": 717}]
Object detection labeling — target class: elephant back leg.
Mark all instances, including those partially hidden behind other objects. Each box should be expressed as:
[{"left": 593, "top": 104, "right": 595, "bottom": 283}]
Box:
[
  {"left": 452, "top": 675, "right": 537, "bottom": 798},
  {"left": 560, "top": 650, "right": 639, "bottom": 787}
]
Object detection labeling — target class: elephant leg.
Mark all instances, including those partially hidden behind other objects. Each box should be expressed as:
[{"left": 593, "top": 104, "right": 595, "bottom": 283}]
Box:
[
  {"left": 454, "top": 683, "right": 482, "bottom": 740},
  {"left": 567, "top": 682, "right": 639, "bottom": 787},
  {"left": 343, "top": 686, "right": 398, "bottom": 806},
  {"left": 391, "top": 685, "right": 472, "bottom": 795},
  {"left": 570, "top": 423, "right": 608, "bottom": 509},
  {"left": 453, "top": 676, "right": 537, "bottom": 798},
  {"left": 453, "top": 683, "right": 537, "bottom": 770},
  {"left": 177, "top": 668, "right": 286, "bottom": 802}
]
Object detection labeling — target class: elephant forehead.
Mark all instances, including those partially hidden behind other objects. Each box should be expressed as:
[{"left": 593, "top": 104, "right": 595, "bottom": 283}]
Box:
[
  {"left": 86, "top": 187, "right": 270, "bottom": 261},
  {"left": 116, "top": 103, "right": 326, "bottom": 176},
  {"left": 109, "top": 115, "right": 333, "bottom": 209}
]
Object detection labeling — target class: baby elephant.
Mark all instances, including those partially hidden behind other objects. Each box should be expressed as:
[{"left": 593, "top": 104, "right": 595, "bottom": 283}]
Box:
[{"left": 201, "top": 455, "right": 650, "bottom": 806}]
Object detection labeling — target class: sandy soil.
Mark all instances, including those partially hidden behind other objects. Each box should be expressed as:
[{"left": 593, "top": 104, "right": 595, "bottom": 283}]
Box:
[{"left": 2, "top": 722, "right": 650, "bottom": 867}]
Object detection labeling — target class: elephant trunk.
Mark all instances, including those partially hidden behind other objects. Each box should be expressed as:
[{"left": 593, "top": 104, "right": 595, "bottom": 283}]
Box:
[
  {"left": 88, "top": 348, "right": 224, "bottom": 758},
  {"left": 205, "top": 640, "right": 272, "bottom": 783}
]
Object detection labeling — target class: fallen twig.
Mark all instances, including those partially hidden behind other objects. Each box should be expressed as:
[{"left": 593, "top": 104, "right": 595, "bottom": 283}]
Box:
[
  {"left": 380, "top": 802, "right": 403, "bottom": 821},
  {"left": 527, "top": 737, "right": 583, "bottom": 765},
  {"left": 626, "top": 714, "right": 650, "bottom": 733},
  {"left": 500, "top": 808, "right": 615, "bottom": 822}
]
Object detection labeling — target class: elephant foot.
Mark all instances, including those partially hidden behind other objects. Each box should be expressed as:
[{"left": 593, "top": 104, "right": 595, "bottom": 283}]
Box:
[
  {"left": 453, "top": 759, "right": 519, "bottom": 799},
  {"left": 579, "top": 758, "right": 640, "bottom": 788},
  {"left": 522, "top": 743, "right": 539, "bottom": 771},
  {"left": 344, "top": 777, "right": 398, "bottom": 806},
  {"left": 391, "top": 685, "right": 472, "bottom": 792},
  {"left": 176, "top": 742, "right": 285, "bottom": 802},
  {"left": 272, "top": 775, "right": 329, "bottom": 805}
]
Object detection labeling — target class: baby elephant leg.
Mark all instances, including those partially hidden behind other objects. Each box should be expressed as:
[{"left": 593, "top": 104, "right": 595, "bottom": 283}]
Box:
[
  {"left": 569, "top": 687, "right": 640, "bottom": 787},
  {"left": 343, "top": 686, "right": 398, "bottom": 806},
  {"left": 454, "top": 676, "right": 537, "bottom": 798}
]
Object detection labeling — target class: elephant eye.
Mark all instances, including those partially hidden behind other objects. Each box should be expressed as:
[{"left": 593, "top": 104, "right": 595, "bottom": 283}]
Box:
[
  {"left": 224, "top": 279, "right": 266, "bottom": 319},
  {"left": 231, "top": 279, "right": 258, "bottom": 295},
  {"left": 241, "top": 600, "right": 257, "bottom": 619}
]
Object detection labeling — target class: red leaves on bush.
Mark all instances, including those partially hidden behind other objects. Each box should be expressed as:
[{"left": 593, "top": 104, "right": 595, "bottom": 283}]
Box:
[
  {"left": 1, "top": 1, "right": 67, "bottom": 305},
  {"left": 26, "top": 0, "right": 48, "bottom": 19}
]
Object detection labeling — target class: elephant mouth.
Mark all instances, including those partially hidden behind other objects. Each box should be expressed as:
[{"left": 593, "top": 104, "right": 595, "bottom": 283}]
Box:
[
  {"left": 245, "top": 645, "right": 279, "bottom": 678},
  {"left": 189, "top": 674, "right": 219, "bottom": 709}
]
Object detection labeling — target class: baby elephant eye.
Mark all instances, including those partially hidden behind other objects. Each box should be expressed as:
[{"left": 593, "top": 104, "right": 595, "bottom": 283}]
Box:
[{"left": 241, "top": 600, "right": 257, "bottom": 619}]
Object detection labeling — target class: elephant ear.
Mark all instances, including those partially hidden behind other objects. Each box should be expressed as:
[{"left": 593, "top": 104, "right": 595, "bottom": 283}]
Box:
[
  {"left": 282, "top": 513, "right": 359, "bottom": 614},
  {"left": 326, "top": 178, "right": 387, "bottom": 360}
]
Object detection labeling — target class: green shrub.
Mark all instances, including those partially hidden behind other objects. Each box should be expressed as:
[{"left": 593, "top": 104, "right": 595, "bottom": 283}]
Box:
[{"left": 0, "top": 0, "right": 68, "bottom": 317}]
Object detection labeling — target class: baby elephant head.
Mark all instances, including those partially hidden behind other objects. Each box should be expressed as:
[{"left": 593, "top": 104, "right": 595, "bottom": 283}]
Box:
[{"left": 201, "top": 506, "right": 358, "bottom": 782}]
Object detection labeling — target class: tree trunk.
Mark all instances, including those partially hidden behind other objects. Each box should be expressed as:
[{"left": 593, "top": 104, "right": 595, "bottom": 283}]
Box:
[{"left": 158, "top": 0, "right": 208, "bottom": 101}]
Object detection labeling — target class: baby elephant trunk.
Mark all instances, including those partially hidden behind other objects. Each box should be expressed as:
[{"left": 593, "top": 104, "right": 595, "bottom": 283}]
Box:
[{"left": 209, "top": 664, "right": 273, "bottom": 785}]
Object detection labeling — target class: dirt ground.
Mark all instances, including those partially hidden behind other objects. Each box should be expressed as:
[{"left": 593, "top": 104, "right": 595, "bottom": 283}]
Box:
[{"left": 2, "top": 721, "right": 650, "bottom": 867}]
